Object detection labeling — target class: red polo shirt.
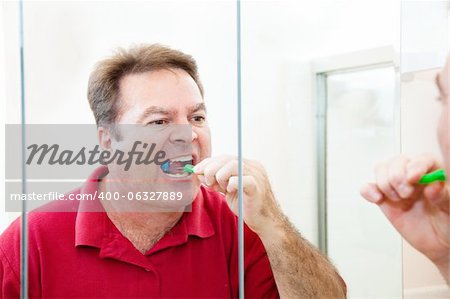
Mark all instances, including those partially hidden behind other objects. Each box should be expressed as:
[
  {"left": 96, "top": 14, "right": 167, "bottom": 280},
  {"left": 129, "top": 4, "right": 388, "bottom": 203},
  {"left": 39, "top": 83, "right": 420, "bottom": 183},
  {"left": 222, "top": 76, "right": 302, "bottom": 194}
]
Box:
[{"left": 0, "top": 167, "right": 279, "bottom": 298}]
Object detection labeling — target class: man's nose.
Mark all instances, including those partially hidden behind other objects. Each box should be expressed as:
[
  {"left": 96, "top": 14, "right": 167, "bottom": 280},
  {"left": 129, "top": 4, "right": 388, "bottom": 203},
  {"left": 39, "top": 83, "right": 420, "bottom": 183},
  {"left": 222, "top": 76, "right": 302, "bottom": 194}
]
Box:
[
  {"left": 191, "top": 128, "right": 198, "bottom": 142},
  {"left": 169, "top": 117, "right": 198, "bottom": 143},
  {"left": 169, "top": 118, "right": 199, "bottom": 144},
  {"left": 168, "top": 127, "right": 198, "bottom": 143},
  {"left": 168, "top": 125, "right": 191, "bottom": 144}
]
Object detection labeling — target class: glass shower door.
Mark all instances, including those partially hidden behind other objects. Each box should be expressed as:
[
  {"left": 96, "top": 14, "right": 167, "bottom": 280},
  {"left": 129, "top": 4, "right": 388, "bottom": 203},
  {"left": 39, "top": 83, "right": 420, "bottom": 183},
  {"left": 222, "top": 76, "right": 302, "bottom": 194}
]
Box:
[{"left": 320, "top": 63, "right": 403, "bottom": 298}]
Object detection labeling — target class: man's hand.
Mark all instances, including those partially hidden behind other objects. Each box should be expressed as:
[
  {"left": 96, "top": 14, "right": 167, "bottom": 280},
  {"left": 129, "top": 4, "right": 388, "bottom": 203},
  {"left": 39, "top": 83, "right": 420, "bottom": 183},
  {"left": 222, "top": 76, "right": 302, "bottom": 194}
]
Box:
[
  {"left": 195, "top": 155, "right": 346, "bottom": 298},
  {"left": 194, "top": 155, "right": 282, "bottom": 236},
  {"left": 360, "top": 154, "right": 450, "bottom": 281}
]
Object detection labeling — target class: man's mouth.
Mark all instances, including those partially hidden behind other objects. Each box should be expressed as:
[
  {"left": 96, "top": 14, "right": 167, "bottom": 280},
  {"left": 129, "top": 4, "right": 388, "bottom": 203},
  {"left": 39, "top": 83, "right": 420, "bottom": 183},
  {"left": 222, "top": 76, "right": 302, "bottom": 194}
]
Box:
[{"left": 160, "top": 155, "right": 194, "bottom": 178}]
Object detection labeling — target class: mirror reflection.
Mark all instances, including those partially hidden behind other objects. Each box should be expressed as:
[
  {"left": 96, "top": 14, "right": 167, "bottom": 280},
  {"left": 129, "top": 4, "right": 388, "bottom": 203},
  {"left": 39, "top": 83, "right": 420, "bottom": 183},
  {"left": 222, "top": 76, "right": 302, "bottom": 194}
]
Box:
[{"left": 0, "top": 1, "right": 449, "bottom": 298}]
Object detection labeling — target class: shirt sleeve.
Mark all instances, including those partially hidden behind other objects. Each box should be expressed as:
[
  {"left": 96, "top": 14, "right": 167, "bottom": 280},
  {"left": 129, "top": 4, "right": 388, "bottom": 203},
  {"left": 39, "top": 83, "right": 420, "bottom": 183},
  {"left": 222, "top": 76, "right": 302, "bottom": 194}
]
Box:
[
  {"left": 0, "top": 250, "right": 20, "bottom": 298},
  {"left": 0, "top": 221, "right": 21, "bottom": 299}
]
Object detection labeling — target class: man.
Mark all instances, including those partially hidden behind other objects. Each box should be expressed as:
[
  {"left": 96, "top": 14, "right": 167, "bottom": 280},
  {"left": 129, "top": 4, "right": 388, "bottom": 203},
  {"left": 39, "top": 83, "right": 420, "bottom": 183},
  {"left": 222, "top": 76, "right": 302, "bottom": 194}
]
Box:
[
  {"left": 361, "top": 54, "right": 450, "bottom": 283},
  {"left": 1, "top": 44, "right": 346, "bottom": 298}
]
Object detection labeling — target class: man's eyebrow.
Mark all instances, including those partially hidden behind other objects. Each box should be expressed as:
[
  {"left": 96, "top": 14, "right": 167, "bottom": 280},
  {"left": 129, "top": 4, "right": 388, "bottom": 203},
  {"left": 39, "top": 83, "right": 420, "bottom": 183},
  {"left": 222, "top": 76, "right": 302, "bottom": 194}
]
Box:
[
  {"left": 189, "top": 103, "right": 207, "bottom": 114},
  {"left": 137, "top": 106, "right": 174, "bottom": 123}
]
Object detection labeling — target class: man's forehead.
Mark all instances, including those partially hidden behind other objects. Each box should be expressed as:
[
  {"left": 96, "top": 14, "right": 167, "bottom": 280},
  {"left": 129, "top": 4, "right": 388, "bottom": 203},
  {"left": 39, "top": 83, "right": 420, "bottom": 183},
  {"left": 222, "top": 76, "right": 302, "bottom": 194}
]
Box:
[{"left": 119, "top": 69, "right": 200, "bottom": 98}]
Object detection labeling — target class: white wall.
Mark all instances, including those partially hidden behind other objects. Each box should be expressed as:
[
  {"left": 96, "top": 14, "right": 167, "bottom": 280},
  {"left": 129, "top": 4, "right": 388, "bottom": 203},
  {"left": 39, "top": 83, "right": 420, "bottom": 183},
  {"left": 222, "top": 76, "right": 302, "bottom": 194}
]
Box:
[{"left": 0, "top": 0, "right": 18, "bottom": 232}]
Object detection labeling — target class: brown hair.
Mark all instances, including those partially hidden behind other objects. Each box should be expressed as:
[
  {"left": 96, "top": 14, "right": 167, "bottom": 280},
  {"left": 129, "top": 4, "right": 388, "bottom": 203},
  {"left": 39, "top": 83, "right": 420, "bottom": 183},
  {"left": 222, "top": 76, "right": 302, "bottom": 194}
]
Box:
[{"left": 87, "top": 44, "right": 204, "bottom": 126}]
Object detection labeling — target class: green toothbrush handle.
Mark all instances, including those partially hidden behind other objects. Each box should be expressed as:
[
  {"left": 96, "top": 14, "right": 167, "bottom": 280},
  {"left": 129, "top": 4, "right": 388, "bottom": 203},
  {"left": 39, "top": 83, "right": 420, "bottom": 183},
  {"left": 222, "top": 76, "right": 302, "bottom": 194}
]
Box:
[
  {"left": 183, "top": 164, "right": 195, "bottom": 174},
  {"left": 419, "top": 169, "right": 447, "bottom": 184}
]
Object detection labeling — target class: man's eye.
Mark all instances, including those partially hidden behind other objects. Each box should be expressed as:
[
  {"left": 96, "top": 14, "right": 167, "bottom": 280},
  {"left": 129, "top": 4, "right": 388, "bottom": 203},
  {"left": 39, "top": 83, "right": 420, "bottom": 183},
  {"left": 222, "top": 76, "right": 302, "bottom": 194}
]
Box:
[
  {"left": 191, "top": 116, "right": 206, "bottom": 124},
  {"left": 147, "top": 119, "right": 168, "bottom": 126}
]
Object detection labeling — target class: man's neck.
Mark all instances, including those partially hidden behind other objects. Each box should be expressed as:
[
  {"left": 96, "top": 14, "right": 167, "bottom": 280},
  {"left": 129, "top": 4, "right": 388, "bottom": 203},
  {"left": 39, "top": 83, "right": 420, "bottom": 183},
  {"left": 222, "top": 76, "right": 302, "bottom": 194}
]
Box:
[{"left": 98, "top": 176, "right": 183, "bottom": 254}]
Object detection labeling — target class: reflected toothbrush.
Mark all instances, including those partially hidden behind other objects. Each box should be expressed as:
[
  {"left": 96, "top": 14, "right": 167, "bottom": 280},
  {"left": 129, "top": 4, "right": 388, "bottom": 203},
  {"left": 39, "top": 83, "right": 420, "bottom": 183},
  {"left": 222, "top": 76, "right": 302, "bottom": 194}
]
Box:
[
  {"left": 161, "top": 160, "right": 193, "bottom": 176},
  {"left": 183, "top": 164, "right": 196, "bottom": 174}
]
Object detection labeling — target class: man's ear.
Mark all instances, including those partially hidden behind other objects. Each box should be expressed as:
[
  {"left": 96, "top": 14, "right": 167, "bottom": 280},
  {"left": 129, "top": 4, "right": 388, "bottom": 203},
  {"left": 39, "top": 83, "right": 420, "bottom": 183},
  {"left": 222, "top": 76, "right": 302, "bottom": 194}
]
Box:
[{"left": 98, "top": 126, "right": 112, "bottom": 150}]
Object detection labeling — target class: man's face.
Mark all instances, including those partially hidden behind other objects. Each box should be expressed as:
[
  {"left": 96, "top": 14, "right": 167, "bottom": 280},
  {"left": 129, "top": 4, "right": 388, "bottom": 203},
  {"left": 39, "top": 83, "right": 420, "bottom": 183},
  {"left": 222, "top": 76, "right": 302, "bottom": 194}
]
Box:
[
  {"left": 106, "top": 68, "right": 211, "bottom": 207},
  {"left": 437, "top": 55, "right": 449, "bottom": 177}
]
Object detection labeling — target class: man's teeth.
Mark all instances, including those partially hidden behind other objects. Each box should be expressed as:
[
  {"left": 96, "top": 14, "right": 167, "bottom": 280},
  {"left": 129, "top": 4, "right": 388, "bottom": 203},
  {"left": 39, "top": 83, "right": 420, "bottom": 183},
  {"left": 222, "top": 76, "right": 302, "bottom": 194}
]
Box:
[
  {"left": 160, "top": 155, "right": 193, "bottom": 177},
  {"left": 170, "top": 155, "right": 193, "bottom": 163},
  {"left": 165, "top": 172, "right": 190, "bottom": 178}
]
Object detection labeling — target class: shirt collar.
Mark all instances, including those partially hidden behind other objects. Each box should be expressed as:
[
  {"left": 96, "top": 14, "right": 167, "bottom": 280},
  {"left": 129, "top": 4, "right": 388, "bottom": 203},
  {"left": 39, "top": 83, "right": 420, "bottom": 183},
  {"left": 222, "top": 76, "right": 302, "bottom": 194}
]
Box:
[
  {"left": 74, "top": 166, "right": 108, "bottom": 248},
  {"left": 75, "top": 166, "right": 215, "bottom": 250}
]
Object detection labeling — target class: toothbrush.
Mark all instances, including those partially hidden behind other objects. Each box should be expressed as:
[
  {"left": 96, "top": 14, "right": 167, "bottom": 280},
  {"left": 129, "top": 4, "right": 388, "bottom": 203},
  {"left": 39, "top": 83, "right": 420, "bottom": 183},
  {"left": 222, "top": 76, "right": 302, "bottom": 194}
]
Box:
[
  {"left": 161, "top": 161, "right": 195, "bottom": 174},
  {"left": 419, "top": 169, "right": 447, "bottom": 184},
  {"left": 183, "top": 164, "right": 196, "bottom": 174},
  {"left": 183, "top": 164, "right": 447, "bottom": 184},
  {"left": 160, "top": 162, "right": 208, "bottom": 189}
]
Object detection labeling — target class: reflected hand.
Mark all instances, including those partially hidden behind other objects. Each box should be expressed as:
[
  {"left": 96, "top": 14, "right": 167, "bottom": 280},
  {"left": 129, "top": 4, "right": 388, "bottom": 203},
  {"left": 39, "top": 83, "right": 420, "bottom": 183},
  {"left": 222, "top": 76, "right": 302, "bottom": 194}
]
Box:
[
  {"left": 194, "top": 155, "right": 282, "bottom": 235},
  {"left": 360, "top": 154, "right": 450, "bottom": 274}
]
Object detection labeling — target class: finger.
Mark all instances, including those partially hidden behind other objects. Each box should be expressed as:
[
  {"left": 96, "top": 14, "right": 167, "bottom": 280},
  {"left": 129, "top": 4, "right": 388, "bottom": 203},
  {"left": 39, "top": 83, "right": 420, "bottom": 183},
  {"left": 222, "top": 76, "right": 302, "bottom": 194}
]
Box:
[
  {"left": 215, "top": 160, "right": 238, "bottom": 191},
  {"left": 198, "top": 155, "right": 233, "bottom": 186},
  {"left": 424, "top": 182, "right": 450, "bottom": 213},
  {"left": 226, "top": 176, "right": 257, "bottom": 196},
  {"left": 194, "top": 155, "right": 232, "bottom": 174},
  {"left": 388, "top": 156, "right": 414, "bottom": 199},
  {"left": 360, "top": 183, "right": 384, "bottom": 204},
  {"left": 193, "top": 157, "right": 212, "bottom": 174},
  {"left": 197, "top": 174, "right": 226, "bottom": 193},
  {"left": 406, "top": 154, "right": 442, "bottom": 184},
  {"left": 375, "top": 161, "right": 402, "bottom": 201}
]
